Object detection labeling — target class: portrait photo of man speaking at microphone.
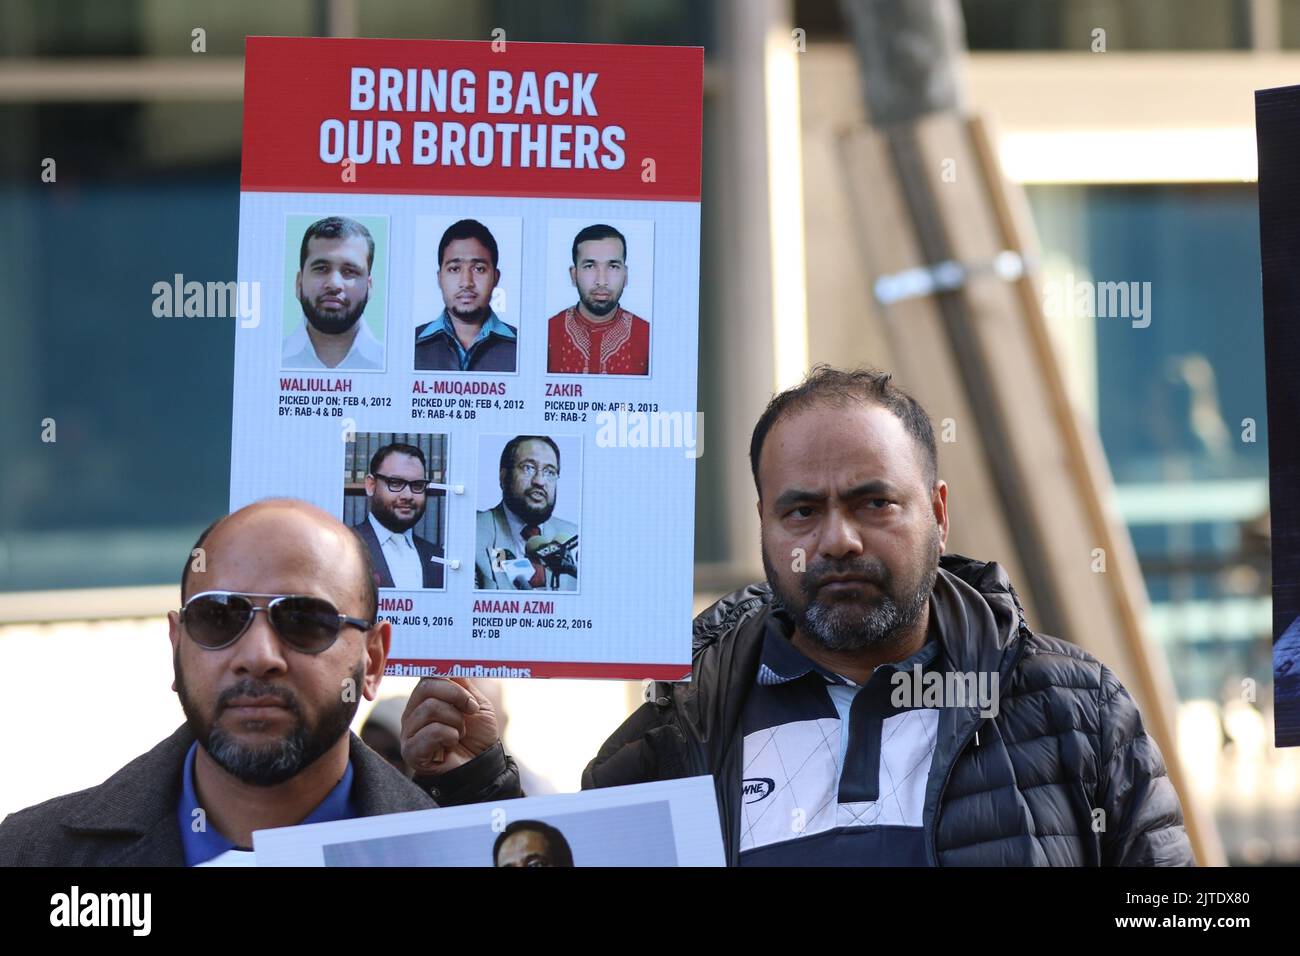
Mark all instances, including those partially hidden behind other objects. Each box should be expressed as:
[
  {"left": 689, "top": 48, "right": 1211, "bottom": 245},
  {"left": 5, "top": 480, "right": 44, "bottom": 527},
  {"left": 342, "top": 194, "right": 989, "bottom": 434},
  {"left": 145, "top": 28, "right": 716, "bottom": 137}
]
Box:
[{"left": 475, "top": 434, "right": 580, "bottom": 592}]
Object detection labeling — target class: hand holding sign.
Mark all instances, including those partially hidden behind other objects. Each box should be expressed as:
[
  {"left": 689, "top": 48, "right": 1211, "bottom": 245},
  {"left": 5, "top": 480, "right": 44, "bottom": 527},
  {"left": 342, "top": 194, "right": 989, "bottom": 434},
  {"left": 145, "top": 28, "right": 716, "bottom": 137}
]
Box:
[{"left": 400, "top": 676, "right": 499, "bottom": 775}]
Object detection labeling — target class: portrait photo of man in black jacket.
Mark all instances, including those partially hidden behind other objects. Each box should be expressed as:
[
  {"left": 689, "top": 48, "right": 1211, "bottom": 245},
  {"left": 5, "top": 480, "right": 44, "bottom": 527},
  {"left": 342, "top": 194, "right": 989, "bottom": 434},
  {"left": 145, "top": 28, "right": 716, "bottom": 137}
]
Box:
[
  {"left": 413, "top": 218, "right": 518, "bottom": 374},
  {"left": 404, "top": 366, "right": 1195, "bottom": 866}
]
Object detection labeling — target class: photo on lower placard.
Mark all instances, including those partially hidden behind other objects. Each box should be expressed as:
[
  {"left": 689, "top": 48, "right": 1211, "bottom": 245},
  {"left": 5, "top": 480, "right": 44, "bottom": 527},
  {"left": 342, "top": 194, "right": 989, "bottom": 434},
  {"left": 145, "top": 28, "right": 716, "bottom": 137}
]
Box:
[
  {"left": 252, "top": 777, "right": 725, "bottom": 866},
  {"left": 324, "top": 801, "right": 676, "bottom": 867},
  {"left": 344, "top": 432, "right": 449, "bottom": 591}
]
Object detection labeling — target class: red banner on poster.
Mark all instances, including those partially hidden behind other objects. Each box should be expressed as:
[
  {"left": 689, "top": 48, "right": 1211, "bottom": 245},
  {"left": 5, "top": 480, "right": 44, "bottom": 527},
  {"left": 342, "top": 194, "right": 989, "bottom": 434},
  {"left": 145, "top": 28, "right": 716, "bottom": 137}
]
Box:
[{"left": 241, "top": 36, "right": 703, "bottom": 202}]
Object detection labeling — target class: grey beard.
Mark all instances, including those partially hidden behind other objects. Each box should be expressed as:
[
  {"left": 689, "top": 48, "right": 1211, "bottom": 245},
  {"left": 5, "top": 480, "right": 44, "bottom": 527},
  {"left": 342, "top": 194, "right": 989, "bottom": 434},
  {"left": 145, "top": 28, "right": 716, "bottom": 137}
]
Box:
[
  {"left": 205, "top": 715, "right": 313, "bottom": 787},
  {"left": 763, "top": 529, "right": 939, "bottom": 654},
  {"left": 799, "top": 594, "right": 911, "bottom": 652},
  {"left": 177, "top": 656, "right": 363, "bottom": 787}
]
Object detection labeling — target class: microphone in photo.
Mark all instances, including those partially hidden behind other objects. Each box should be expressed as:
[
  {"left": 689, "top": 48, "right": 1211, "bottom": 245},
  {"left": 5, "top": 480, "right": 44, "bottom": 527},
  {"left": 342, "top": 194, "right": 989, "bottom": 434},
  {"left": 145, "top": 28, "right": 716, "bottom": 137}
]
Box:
[
  {"left": 526, "top": 533, "right": 579, "bottom": 588},
  {"left": 554, "top": 532, "right": 578, "bottom": 578},
  {"left": 490, "top": 547, "right": 534, "bottom": 590},
  {"left": 503, "top": 557, "right": 536, "bottom": 590}
]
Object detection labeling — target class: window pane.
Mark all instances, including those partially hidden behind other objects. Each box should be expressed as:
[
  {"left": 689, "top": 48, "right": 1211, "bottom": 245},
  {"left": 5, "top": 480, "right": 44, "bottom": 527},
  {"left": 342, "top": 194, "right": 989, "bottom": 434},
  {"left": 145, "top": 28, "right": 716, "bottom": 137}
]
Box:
[
  {"left": 0, "top": 101, "right": 241, "bottom": 592},
  {"left": 793, "top": 0, "right": 1252, "bottom": 49},
  {"left": 1027, "top": 183, "right": 1269, "bottom": 703},
  {"left": 358, "top": 0, "right": 714, "bottom": 48},
  {"left": 0, "top": 0, "right": 318, "bottom": 58}
]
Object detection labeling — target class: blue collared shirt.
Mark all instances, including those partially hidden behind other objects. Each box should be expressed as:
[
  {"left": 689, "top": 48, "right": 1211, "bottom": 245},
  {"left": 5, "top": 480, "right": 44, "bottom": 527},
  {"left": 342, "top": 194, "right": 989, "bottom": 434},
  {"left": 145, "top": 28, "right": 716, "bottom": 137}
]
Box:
[
  {"left": 417, "top": 309, "right": 516, "bottom": 371},
  {"left": 177, "top": 741, "right": 358, "bottom": 866}
]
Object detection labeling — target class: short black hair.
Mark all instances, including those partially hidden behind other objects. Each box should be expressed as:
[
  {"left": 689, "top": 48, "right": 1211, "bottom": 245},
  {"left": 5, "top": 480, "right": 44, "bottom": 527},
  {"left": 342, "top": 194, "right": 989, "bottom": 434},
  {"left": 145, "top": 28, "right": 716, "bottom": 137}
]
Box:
[
  {"left": 749, "top": 365, "right": 938, "bottom": 499},
  {"left": 492, "top": 820, "right": 575, "bottom": 867},
  {"left": 180, "top": 507, "right": 379, "bottom": 624},
  {"left": 369, "top": 442, "right": 426, "bottom": 478},
  {"left": 438, "top": 218, "right": 499, "bottom": 269},
  {"left": 498, "top": 435, "right": 561, "bottom": 476},
  {"left": 300, "top": 216, "right": 375, "bottom": 271},
  {"left": 571, "top": 223, "right": 627, "bottom": 264}
]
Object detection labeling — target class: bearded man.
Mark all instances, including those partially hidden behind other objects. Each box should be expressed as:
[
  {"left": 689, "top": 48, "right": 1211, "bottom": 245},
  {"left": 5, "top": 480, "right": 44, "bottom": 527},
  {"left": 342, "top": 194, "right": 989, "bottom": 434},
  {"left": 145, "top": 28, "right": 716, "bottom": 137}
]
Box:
[
  {"left": 405, "top": 365, "right": 1195, "bottom": 866},
  {"left": 0, "top": 499, "right": 518, "bottom": 865},
  {"left": 474, "top": 435, "right": 578, "bottom": 592},
  {"left": 576, "top": 366, "right": 1194, "bottom": 865},
  {"left": 282, "top": 216, "right": 385, "bottom": 371},
  {"left": 546, "top": 223, "right": 650, "bottom": 376},
  {"left": 414, "top": 218, "right": 517, "bottom": 373},
  {"left": 352, "top": 442, "right": 445, "bottom": 590}
]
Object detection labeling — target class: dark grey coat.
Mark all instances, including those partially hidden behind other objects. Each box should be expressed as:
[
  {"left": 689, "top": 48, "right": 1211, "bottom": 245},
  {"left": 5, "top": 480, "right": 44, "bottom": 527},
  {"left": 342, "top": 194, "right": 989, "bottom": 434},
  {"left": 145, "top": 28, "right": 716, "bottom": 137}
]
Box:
[{"left": 0, "top": 725, "right": 519, "bottom": 866}]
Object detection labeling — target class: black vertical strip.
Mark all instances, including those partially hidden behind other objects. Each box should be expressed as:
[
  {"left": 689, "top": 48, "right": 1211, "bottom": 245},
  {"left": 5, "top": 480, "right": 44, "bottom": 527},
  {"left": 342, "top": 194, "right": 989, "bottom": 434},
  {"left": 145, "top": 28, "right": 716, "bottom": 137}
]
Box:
[
  {"left": 1256, "top": 87, "right": 1300, "bottom": 745},
  {"left": 839, "top": 687, "right": 883, "bottom": 803},
  {"left": 881, "top": 126, "right": 1069, "bottom": 642}
]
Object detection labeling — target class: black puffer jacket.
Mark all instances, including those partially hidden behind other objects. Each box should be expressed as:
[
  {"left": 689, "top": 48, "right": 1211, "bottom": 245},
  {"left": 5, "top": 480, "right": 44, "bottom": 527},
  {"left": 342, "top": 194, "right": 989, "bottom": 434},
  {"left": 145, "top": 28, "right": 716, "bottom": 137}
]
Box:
[{"left": 583, "top": 554, "right": 1194, "bottom": 866}]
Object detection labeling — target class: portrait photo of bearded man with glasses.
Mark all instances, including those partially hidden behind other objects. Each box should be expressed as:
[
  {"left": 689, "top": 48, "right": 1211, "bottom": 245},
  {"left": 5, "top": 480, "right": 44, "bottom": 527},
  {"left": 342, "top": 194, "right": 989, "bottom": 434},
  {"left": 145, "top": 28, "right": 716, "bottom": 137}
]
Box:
[
  {"left": 475, "top": 434, "right": 580, "bottom": 592},
  {"left": 351, "top": 440, "right": 447, "bottom": 591}
]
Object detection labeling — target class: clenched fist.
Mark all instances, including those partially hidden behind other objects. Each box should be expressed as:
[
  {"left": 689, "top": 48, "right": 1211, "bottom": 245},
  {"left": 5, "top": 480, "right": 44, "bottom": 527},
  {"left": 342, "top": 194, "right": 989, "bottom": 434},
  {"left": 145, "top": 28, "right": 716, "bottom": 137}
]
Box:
[{"left": 400, "top": 676, "right": 501, "bottom": 775}]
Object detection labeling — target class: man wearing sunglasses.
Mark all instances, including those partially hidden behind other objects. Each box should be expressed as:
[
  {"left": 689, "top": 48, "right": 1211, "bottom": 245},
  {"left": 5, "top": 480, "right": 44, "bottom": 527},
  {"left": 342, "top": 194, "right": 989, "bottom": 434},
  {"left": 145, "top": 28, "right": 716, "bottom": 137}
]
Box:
[
  {"left": 353, "top": 441, "right": 445, "bottom": 590},
  {"left": 0, "top": 499, "right": 518, "bottom": 866}
]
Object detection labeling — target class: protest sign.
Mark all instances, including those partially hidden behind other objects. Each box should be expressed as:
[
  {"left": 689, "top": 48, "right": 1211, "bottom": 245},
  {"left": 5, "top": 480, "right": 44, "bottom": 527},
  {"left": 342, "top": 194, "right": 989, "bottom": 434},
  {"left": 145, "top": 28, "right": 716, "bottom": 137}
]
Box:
[{"left": 232, "top": 37, "right": 702, "bottom": 679}]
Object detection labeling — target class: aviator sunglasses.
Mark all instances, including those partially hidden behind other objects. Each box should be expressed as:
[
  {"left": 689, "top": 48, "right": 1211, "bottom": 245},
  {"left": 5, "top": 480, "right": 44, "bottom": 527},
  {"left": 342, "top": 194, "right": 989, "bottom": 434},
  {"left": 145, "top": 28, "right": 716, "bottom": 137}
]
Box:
[{"left": 180, "top": 591, "right": 372, "bottom": 654}]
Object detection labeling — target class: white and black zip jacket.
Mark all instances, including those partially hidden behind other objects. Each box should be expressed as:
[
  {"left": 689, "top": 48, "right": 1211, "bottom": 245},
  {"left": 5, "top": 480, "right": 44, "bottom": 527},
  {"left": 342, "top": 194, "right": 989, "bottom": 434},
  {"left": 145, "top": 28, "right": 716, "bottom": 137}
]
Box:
[{"left": 582, "top": 553, "right": 1195, "bottom": 867}]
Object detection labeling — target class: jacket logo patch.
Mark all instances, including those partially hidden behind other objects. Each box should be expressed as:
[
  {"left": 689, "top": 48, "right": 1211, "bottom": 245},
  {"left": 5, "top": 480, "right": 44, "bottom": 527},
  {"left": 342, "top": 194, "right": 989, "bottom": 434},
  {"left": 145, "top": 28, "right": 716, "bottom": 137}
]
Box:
[{"left": 742, "top": 777, "right": 775, "bottom": 803}]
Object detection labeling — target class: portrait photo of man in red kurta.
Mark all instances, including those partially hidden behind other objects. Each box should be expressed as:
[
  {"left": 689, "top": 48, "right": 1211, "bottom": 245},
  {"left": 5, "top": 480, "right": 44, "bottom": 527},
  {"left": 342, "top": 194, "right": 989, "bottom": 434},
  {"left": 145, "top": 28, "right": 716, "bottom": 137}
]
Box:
[{"left": 546, "top": 223, "right": 650, "bottom": 376}]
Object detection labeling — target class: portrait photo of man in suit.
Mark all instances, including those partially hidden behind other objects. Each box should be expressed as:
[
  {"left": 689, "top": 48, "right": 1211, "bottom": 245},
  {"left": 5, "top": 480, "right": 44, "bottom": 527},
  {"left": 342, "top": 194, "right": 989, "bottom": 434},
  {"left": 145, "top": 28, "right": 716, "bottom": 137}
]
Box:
[
  {"left": 352, "top": 442, "right": 445, "bottom": 590},
  {"left": 476, "top": 435, "right": 578, "bottom": 592}
]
